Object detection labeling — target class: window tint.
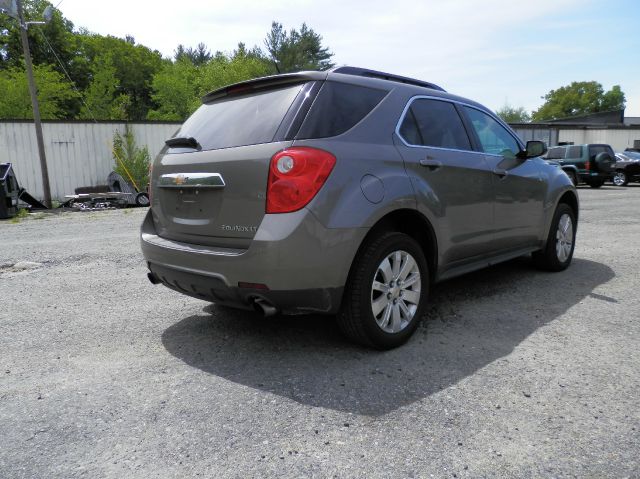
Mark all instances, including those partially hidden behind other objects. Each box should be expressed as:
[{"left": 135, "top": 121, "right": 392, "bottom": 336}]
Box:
[
  {"left": 546, "top": 147, "right": 566, "bottom": 160},
  {"left": 173, "top": 83, "right": 304, "bottom": 151},
  {"left": 464, "top": 107, "right": 521, "bottom": 158},
  {"left": 296, "top": 81, "right": 387, "bottom": 139},
  {"left": 399, "top": 99, "right": 471, "bottom": 150},
  {"left": 566, "top": 146, "right": 582, "bottom": 158}
]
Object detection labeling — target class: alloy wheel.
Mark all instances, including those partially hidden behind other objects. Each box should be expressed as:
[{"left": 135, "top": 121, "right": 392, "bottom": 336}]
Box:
[
  {"left": 613, "top": 171, "right": 627, "bottom": 187},
  {"left": 556, "top": 213, "right": 573, "bottom": 263},
  {"left": 370, "top": 250, "right": 421, "bottom": 333}
]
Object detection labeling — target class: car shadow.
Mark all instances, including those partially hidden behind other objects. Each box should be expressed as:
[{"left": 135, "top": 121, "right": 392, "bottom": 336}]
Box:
[{"left": 161, "top": 258, "right": 614, "bottom": 416}]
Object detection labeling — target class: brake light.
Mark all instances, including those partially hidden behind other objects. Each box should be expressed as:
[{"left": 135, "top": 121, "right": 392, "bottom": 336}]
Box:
[
  {"left": 585, "top": 161, "right": 590, "bottom": 171},
  {"left": 266, "top": 147, "right": 336, "bottom": 213}
]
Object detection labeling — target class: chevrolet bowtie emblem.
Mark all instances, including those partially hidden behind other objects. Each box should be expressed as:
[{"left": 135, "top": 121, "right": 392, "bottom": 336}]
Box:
[{"left": 174, "top": 174, "right": 187, "bottom": 185}]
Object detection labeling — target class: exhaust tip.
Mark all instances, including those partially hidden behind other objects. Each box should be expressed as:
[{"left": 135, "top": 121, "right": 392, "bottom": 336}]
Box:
[
  {"left": 147, "top": 272, "right": 161, "bottom": 285},
  {"left": 252, "top": 297, "right": 278, "bottom": 317}
]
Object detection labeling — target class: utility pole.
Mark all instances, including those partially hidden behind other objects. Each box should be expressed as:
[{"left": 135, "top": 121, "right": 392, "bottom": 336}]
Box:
[{"left": 16, "top": 0, "right": 52, "bottom": 208}]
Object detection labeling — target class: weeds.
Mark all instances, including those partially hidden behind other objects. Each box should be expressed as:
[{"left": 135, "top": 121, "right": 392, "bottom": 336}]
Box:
[{"left": 8, "top": 208, "right": 29, "bottom": 223}]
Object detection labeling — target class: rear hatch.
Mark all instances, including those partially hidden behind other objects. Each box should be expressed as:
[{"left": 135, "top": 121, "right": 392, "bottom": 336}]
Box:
[
  {"left": 151, "top": 79, "right": 320, "bottom": 248},
  {"left": 588, "top": 144, "right": 616, "bottom": 173}
]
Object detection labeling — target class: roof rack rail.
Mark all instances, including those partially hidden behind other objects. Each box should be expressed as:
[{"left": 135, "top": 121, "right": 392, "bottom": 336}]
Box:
[{"left": 330, "top": 66, "right": 445, "bottom": 92}]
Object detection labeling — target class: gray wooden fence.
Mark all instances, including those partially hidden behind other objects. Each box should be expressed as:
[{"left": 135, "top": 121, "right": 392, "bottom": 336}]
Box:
[{"left": 0, "top": 121, "right": 180, "bottom": 201}]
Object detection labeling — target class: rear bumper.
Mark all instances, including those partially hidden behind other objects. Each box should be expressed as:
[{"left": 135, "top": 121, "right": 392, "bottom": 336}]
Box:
[
  {"left": 578, "top": 171, "right": 610, "bottom": 181},
  {"left": 140, "top": 209, "right": 366, "bottom": 314}
]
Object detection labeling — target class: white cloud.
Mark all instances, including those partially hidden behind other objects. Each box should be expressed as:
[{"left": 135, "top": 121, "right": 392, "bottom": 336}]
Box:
[{"left": 57, "top": 0, "right": 639, "bottom": 115}]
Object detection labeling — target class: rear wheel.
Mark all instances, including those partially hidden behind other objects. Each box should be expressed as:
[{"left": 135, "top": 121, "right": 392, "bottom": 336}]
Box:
[
  {"left": 588, "top": 179, "right": 604, "bottom": 188},
  {"left": 338, "top": 232, "right": 429, "bottom": 349},
  {"left": 612, "top": 170, "right": 628, "bottom": 187},
  {"left": 135, "top": 192, "right": 150, "bottom": 206},
  {"left": 566, "top": 170, "right": 578, "bottom": 186},
  {"left": 532, "top": 203, "right": 576, "bottom": 271}
]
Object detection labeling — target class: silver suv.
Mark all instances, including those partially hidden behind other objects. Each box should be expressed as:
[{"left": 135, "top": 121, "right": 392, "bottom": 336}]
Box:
[{"left": 141, "top": 66, "right": 578, "bottom": 349}]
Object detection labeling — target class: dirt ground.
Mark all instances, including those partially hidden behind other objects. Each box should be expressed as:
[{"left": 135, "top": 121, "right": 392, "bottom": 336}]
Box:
[{"left": 1, "top": 185, "right": 639, "bottom": 478}]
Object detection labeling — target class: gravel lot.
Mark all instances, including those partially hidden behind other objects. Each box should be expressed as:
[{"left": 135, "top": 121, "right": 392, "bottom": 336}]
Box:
[{"left": 1, "top": 185, "right": 639, "bottom": 478}]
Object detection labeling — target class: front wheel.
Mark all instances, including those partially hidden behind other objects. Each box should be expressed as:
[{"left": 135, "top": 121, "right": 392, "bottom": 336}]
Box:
[
  {"left": 338, "top": 232, "right": 429, "bottom": 349},
  {"left": 532, "top": 203, "right": 577, "bottom": 271},
  {"left": 588, "top": 179, "right": 604, "bottom": 188},
  {"left": 612, "top": 170, "right": 628, "bottom": 187}
]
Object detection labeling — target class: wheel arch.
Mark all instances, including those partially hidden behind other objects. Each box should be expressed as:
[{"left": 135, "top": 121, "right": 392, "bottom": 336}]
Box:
[
  {"left": 346, "top": 208, "right": 438, "bottom": 286},
  {"left": 558, "top": 189, "right": 579, "bottom": 222}
]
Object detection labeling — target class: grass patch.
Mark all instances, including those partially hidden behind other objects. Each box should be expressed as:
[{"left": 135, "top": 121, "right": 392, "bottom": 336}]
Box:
[{"left": 8, "top": 208, "right": 29, "bottom": 223}]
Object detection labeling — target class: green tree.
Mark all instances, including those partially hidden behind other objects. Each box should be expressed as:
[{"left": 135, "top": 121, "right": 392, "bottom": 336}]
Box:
[
  {"left": 1, "top": 0, "right": 91, "bottom": 116},
  {"left": 147, "top": 59, "right": 199, "bottom": 120},
  {"left": 147, "top": 53, "right": 272, "bottom": 121},
  {"left": 77, "top": 33, "right": 165, "bottom": 120},
  {"left": 532, "top": 81, "right": 625, "bottom": 121},
  {"left": 112, "top": 125, "right": 150, "bottom": 191},
  {"left": 264, "top": 21, "right": 334, "bottom": 73},
  {"left": 174, "top": 42, "right": 212, "bottom": 65},
  {"left": 496, "top": 104, "right": 531, "bottom": 123},
  {"left": 78, "top": 54, "right": 130, "bottom": 120},
  {"left": 0, "top": 64, "right": 75, "bottom": 118},
  {"left": 196, "top": 54, "right": 272, "bottom": 96}
]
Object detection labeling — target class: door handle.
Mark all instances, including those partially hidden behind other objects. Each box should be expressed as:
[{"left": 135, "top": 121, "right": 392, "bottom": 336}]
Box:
[
  {"left": 492, "top": 168, "right": 508, "bottom": 178},
  {"left": 419, "top": 158, "right": 443, "bottom": 171}
]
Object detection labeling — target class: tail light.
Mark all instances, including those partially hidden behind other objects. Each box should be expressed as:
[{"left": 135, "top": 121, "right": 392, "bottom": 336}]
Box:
[
  {"left": 266, "top": 147, "right": 336, "bottom": 213},
  {"left": 585, "top": 161, "right": 591, "bottom": 171}
]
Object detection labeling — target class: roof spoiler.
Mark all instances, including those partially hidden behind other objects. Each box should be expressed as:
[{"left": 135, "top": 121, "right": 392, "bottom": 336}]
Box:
[
  {"left": 201, "top": 71, "right": 327, "bottom": 103},
  {"left": 330, "top": 66, "right": 446, "bottom": 92}
]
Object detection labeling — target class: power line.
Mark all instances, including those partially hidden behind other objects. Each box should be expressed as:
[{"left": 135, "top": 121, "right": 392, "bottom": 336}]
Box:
[{"left": 36, "top": 26, "right": 98, "bottom": 123}]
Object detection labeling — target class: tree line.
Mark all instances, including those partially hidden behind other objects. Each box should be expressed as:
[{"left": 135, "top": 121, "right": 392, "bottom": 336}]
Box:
[
  {"left": 0, "top": 0, "right": 333, "bottom": 121},
  {"left": 1, "top": 0, "right": 626, "bottom": 123},
  {"left": 496, "top": 82, "right": 625, "bottom": 123}
]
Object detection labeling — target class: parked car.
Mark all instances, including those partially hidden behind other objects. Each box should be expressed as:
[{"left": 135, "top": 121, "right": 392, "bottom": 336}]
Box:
[
  {"left": 543, "top": 144, "right": 616, "bottom": 187},
  {"left": 541, "top": 149, "right": 580, "bottom": 185},
  {"left": 613, "top": 151, "right": 640, "bottom": 186},
  {"left": 141, "top": 66, "right": 579, "bottom": 349}
]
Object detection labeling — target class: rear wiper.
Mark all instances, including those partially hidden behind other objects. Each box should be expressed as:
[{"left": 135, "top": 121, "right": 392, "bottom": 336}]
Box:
[{"left": 165, "top": 136, "right": 201, "bottom": 150}]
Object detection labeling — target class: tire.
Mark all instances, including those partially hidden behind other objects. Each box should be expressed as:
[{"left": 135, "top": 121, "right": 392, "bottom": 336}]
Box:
[
  {"left": 588, "top": 179, "right": 604, "bottom": 188},
  {"left": 566, "top": 170, "right": 578, "bottom": 186},
  {"left": 612, "top": 170, "right": 628, "bottom": 187},
  {"left": 338, "top": 232, "right": 429, "bottom": 349},
  {"left": 135, "top": 192, "right": 150, "bottom": 206},
  {"left": 532, "top": 203, "right": 577, "bottom": 272}
]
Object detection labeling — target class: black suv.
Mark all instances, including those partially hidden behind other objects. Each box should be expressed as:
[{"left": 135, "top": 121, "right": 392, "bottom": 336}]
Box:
[
  {"left": 544, "top": 144, "right": 616, "bottom": 187},
  {"left": 613, "top": 151, "right": 640, "bottom": 186}
]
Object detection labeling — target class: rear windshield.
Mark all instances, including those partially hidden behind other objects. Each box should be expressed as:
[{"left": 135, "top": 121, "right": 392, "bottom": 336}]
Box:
[
  {"left": 296, "top": 81, "right": 388, "bottom": 139},
  {"left": 173, "top": 83, "right": 304, "bottom": 151}
]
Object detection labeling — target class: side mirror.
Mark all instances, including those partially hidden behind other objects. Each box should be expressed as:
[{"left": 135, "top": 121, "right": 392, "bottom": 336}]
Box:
[{"left": 521, "top": 140, "right": 547, "bottom": 159}]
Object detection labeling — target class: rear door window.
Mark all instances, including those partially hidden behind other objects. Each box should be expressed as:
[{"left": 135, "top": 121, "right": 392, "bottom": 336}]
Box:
[
  {"left": 546, "top": 147, "right": 566, "bottom": 159},
  {"left": 565, "top": 146, "right": 582, "bottom": 158},
  {"left": 173, "top": 83, "right": 304, "bottom": 151},
  {"left": 296, "top": 81, "right": 388, "bottom": 139},
  {"left": 398, "top": 99, "right": 472, "bottom": 151},
  {"left": 463, "top": 107, "right": 521, "bottom": 158}
]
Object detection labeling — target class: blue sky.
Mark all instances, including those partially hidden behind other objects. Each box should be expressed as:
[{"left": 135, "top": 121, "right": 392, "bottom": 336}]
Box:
[{"left": 58, "top": 0, "right": 640, "bottom": 116}]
